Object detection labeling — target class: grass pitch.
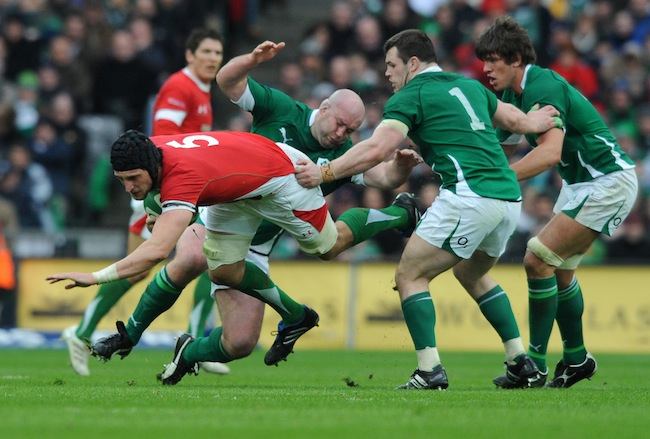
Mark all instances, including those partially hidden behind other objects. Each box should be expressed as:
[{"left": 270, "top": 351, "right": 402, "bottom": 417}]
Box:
[{"left": 1, "top": 349, "right": 649, "bottom": 438}]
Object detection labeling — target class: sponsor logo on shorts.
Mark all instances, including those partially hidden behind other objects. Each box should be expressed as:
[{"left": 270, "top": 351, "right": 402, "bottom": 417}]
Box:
[{"left": 456, "top": 236, "right": 468, "bottom": 247}]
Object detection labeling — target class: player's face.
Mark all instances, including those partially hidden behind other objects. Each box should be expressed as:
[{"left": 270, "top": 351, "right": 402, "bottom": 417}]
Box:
[
  {"left": 187, "top": 38, "right": 224, "bottom": 83},
  {"left": 384, "top": 47, "right": 409, "bottom": 92},
  {"left": 482, "top": 55, "right": 518, "bottom": 92},
  {"left": 315, "top": 104, "right": 361, "bottom": 149},
  {"left": 115, "top": 168, "right": 153, "bottom": 200}
]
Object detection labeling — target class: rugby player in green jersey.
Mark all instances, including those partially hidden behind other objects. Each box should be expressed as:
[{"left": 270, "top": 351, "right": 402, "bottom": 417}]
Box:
[
  {"left": 296, "top": 29, "right": 560, "bottom": 389},
  {"left": 89, "top": 40, "right": 423, "bottom": 371},
  {"left": 476, "top": 16, "right": 638, "bottom": 388}
]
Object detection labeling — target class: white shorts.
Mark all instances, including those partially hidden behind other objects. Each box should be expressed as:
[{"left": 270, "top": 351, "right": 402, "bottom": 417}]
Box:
[
  {"left": 415, "top": 189, "right": 521, "bottom": 259},
  {"left": 554, "top": 169, "right": 638, "bottom": 236}
]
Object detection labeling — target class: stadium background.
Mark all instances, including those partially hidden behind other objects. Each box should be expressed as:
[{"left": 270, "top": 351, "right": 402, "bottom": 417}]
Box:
[{"left": 0, "top": 0, "right": 648, "bottom": 353}]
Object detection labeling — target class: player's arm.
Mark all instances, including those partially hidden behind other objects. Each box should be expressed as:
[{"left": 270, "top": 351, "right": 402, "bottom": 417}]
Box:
[
  {"left": 362, "top": 149, "right": 423, "bottom": 189},
  {"left": 216, "top": 41, "right": 285, "bottom": 101},
  {"left": 493, "top": 101, "right": 561, "bottom": 134},
  {"left": 47, "top": 209, "right": 193, "bottom": 289},
  {"left": 295, "top": 121, "right": 406, "bottom": 188},
  {"left": 510, "top": 128, "right": 564, "bottom": 181}
]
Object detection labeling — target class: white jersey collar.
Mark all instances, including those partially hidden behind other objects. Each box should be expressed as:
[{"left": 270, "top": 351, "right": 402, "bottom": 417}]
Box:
[
  {"left": 308, "top": 109, "right": 319, "bottom": 127},
  {"left": 182, "top": 67, "right": 211, "bottom": 93},
  {"left": 415, "top": 64, "right": 443, "bottom": 77},
  {"left": 520, "top": 65, "right": 532, "bottom": 91}
]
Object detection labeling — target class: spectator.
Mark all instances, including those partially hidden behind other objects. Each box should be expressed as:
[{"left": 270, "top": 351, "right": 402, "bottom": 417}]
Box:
[
  {"left": 550, "top": 46, "right": 599, "bottom": 101},
  {"left": 0, "top": 143, "right": 53, "bottom": 230},
  {"left": 354, "top": 15, "right": 385, "bottom": 65},
  {"left": 1, "top": 14, "right": 42, "bottom": 81},
  {"left": 48, "top": 35, "right": 93, "bottom": 112},
  {"left": 326, "top": 1, "right": 355, "bottom": 60},
  {"left": 92, "top": 30, "right": 157, "bottom": 129},
  {"left": 13, "top": 71, "right": 40, "bottom": 139}
]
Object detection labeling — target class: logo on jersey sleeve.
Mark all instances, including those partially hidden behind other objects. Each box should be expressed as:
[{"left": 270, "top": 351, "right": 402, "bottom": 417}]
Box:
[
  {"left": 167, "top": 97, "right": 186, "bottom": 108},
  {"left": 279, "top": 127, "right": 294, "bottom": 144}
]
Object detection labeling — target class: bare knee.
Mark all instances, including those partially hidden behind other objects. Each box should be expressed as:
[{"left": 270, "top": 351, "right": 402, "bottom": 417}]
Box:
[
  {"left": 222, "top": 331, "right": 258, "bottom": 359},
  {"left": 211, "top": 261, "right": 245, "bottom": 288},
  {"left": 170, "top": 247, "right": 206, "bottom": 280},
  {"left": 524, "top": 251, "right": 555, "bottom": 278}
]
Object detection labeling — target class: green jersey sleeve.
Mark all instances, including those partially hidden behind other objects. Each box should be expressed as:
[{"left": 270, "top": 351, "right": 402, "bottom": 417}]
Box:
[
  {"left": 382, "top": 87, "right": 420, "bottom": 132},
  {"left": 247, "top": 78, "right": 299, "bottom": 125},
  {"left": 520, "top": 72, "right": 569, "bottom": 123}
]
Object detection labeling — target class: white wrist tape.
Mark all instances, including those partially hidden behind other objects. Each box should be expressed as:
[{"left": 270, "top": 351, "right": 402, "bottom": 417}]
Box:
[{"left": 92, "top": 264, "right": 119, "bottom": 284}]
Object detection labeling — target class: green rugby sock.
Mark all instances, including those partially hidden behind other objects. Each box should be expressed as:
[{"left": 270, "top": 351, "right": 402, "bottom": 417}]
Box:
[
  {"left": 187, "top": 271, "right": 215, "bottom": 338},
  {"left": 338, "top": 205, "right": 408, "bottom": 246},
  {"left": 401, "top": 292, "right": 436, "bottom": 350},
  {"left": 237, "top": 261, "right": 304, "bottom": 324},
  {"left": 76, "top": 278, "right": 132, "bottom": 340},
  {"left": 527, "top": 276, "right": 558, "bottom": 373},
  {"left": 556, "top": 278, "right": 587, "bottom": 364},
  {"left": 182, "top": 326, "right": 233, "bottom": 363},
  {"left": 476, "top": 286, "right": 520, "bottom": 341},
  {"left": 125, "top": 267, "right": 182, "bottom": 345}
]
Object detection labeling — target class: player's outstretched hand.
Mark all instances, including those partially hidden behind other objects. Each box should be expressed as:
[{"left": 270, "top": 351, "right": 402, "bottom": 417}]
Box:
[
  {"left": 46, "top": 272, "right": 96, "bottom": 289},
  {"left": 294, "top": 158, "right": 322, "bottom": 188},
  {"left": 394, "top": 148, "right": 423, "bottom": 169},
  {"left": 252, "top": 41, "right": 286, "bottom": 64}
]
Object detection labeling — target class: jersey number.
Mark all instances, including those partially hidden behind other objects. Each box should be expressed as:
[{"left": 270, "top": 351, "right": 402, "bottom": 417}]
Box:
[
  {"left": 448, "top": 87, "right": 485, "bottom": 131},
  {"left": 165, "top": 134, "right": 219, "bottom": 148}
]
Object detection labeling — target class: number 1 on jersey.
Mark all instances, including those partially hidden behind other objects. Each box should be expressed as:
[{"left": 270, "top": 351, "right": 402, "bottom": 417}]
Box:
[{"left": 448, "top": 87, "right": 485, "bottom": 131}]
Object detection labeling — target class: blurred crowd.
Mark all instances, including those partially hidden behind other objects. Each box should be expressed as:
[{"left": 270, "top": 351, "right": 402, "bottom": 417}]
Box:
[{"left": 0, "top": 0, "right": 649, "bottom": 264}]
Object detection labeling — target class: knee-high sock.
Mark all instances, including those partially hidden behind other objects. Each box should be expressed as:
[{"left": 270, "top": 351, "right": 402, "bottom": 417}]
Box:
[
  {"left": 236, "top": 261, "right": 305, "bottom": 324},
  {"left": 338, "top": 205, "right": 409, "bottom": 246},
  {"left": 556, "top": 277, "right": 587, "bottom": 364},
  {"left": 182, "top": 326, "right": 233, "bottom": 364},
  {"left": 527, "top": 276, "right": 558, "bottom": 373},
  {"left": 125, "top": 267, "right": 182, "bottom": 345},
  {"left": 401, "top": 292, "right": 440, "bottom": 372},
  {"left": 76, "top": 278, "right": 132, "bottom": 340},
  {"left": 187, "top": 271, "right": 215, "bottom": 338},
  {"left": 476, "top": 286, "right": 524, "bottom": 361}
]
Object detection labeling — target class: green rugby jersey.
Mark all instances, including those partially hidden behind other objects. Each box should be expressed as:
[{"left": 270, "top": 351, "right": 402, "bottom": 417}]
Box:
[
  {"left": 498, "top": 65, "right": 635, "bottom": 184},
  {"left": 383, "top": 69, "right": 521, "bottom": 201},
  {"left": 240, "top": 78, "right": 361, "bottom": 245},
  {"left": 243, "top": 78, "right": 358, "bottom": 195}
]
